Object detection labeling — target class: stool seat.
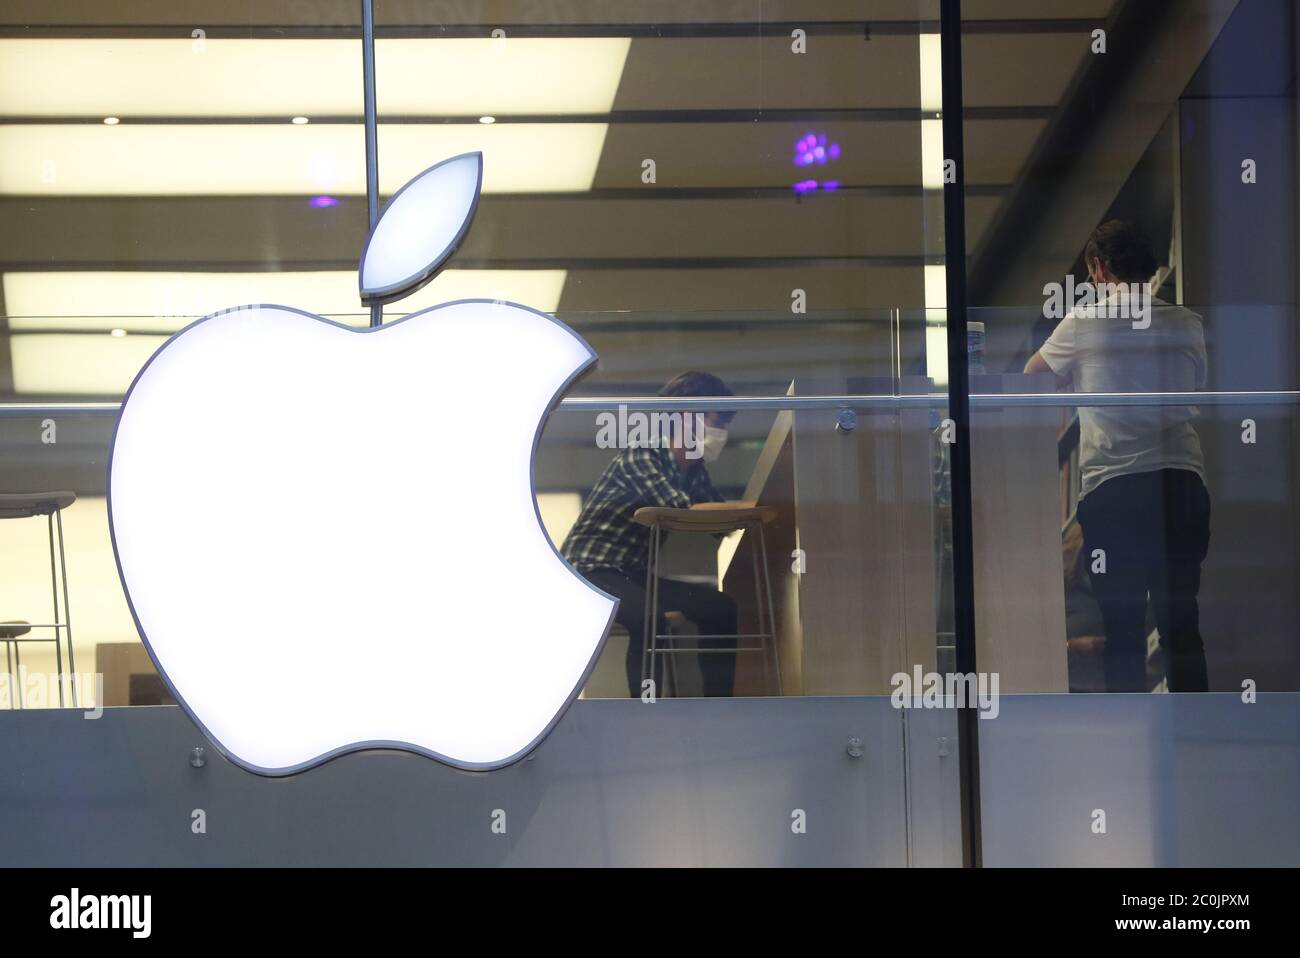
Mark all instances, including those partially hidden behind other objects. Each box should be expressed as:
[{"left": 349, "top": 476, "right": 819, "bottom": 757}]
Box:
[
  {"left": 0, "top": 491, "right": 77, "bottom": 519},
  {"left": 636, "top": 502, "right": 782, "bottom": 696},
  {"left": 0, "top": 621, "right": 32, "bottom": 639},
  {"left": 633, "top": 504, "right": 778, "bottom": 534}
]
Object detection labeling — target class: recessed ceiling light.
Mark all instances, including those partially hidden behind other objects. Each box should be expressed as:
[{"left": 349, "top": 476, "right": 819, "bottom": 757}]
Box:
[
  {"left": 103, "top": 116, "right": 120, "bottom": 125},
  {"left": 478, "top": 115, "right": 496, "bottom": 124},
  {"left": 291, "top": 116, "right": 309, "bottom": 125}
]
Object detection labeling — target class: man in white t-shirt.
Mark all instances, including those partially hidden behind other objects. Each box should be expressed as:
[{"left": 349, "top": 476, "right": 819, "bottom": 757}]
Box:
[{"left": 1025, "top": 220, "right": 1211, "bottom": 692}]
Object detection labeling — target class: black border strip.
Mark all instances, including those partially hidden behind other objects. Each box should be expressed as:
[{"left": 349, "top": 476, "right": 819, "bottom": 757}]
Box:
[
  {"left": 940, "top": 0, "right": 983, "bottom": 869},
  {"left": 0, "top": 107, "right": 1056, "bottom": 124},
  {"left": 0, "top": 19, "right": 1106, "bottom": 40}
]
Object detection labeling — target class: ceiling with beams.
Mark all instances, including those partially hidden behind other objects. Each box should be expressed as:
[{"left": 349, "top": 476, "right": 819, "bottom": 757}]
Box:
[{"left": 0, "top": 0, "right": 1127, "bottom": 409}]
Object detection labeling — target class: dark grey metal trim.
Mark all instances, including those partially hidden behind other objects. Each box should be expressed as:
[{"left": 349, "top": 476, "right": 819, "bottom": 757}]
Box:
[
  {"left": 0, "top": 19, "right": 1105, "bottom": 41},
  {"left": 6, "top": 390, "right": 1300, "bottom": 418},
  {"left": 0, "top": 107, "right": 1056, "bottom": 124},
  {"left": 964, "top": 390, "right": 1300, "bottom": 407},
  {"left": 0, "top": 255, "right": 942, "bottom": 272},
  {"left": 361, "top": 0, "right": 381, "bottom": 327}
]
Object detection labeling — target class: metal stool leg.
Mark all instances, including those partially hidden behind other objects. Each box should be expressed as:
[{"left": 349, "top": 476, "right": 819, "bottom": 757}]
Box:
[
  {"left": 641, "top": 523, "right": 663, "bottom": 696},
  {"left": 47, "top": 513, "right": 65, "bottom": 707},
  {"left": 640, "top": 529, "right": 654, "bottom": 693},
  {"left": 55, "top": 508, "right": 76, "bottom": 707},
  {"left": 4, "top": 640, "right": 12, "bottom": 709},
  {"left": 745, "top": 521, "right": 768, "bottom": 694},
  {"left": 12, "top": 640, "right": 22, "bottom": 709},
  {"left": 758, "top": 524, "right": 782, "bottom": 695},
  {"left": 664, "top": 630, "right": 678, "bottom": 696},
  {"left": 648, "top": 524, "right": 665, "bottom": 696}
]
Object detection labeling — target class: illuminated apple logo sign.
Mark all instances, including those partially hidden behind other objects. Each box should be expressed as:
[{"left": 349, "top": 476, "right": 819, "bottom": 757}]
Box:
[{"left": 108, "top": 152, "right": 617, "bottom": 774}]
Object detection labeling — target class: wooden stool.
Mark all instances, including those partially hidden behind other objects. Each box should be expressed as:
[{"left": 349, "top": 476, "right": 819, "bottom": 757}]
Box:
[{"left": 633, "top": 504, "right": 781, "bottom": 696}]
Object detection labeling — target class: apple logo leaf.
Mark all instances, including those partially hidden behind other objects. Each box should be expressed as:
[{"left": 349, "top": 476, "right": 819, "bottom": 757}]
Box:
[{"left": 358, "top": 151, "right": 483, "bottom": 307}]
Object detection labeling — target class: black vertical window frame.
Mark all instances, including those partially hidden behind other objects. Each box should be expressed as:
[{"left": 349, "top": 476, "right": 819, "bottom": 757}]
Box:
[
  {"left": 939, "top": 0, "right": 983, "bottom": 868},
  {"left": 361, "top": 0, "right": 382, "bottom": 328}
]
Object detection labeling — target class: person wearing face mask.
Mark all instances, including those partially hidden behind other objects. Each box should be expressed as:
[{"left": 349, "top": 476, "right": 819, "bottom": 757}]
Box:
[{"left": 562, "top": 371, "right": 739, "bottom": 697}]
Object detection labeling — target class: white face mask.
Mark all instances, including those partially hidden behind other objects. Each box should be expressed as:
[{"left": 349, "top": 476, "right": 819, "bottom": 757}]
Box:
[{"left": 700, "top": 426, "right": 728, "bottom": 463}]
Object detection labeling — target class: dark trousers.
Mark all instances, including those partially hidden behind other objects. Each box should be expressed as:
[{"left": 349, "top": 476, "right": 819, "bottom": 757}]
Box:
[
  {"left": 584, "top": 567, "right": 738, "bottom": 697},
  {"left": 1076, "top": 468, "right": 1211, "bottom": 692}
]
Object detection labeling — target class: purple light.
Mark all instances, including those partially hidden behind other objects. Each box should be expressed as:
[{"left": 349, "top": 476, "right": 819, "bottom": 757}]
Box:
[
  {"left": 792, "top": 131, "right": 842, "bottom": 173},
  {"left": 310, "top": 195, "right": 339, "bottom": 208},
  {"left": 822, "top": 180, "right": 840, "bottom": 191},
  {"left": 793, "top": 179, "right": 820, "bottom": 194}
]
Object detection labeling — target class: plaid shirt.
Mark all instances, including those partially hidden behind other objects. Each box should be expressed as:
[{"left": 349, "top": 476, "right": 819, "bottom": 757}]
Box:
[{"left": 562, "top": 445, "right": 724, "bottom": 576}]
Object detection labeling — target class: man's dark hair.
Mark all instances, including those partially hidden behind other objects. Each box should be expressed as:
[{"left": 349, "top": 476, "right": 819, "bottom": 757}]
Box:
[
  {"left": 1084, "top": 220, "right": 1158, "bottom": 284},
  {"left": 659, "top": 371, "right": 733, "bottom": 399},
  {"left": 659, "top": 371, "right": 735, "bottom": 424}
]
